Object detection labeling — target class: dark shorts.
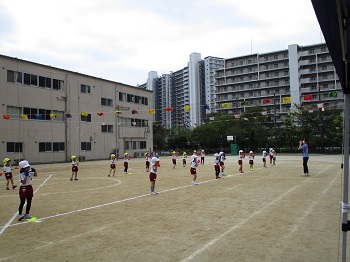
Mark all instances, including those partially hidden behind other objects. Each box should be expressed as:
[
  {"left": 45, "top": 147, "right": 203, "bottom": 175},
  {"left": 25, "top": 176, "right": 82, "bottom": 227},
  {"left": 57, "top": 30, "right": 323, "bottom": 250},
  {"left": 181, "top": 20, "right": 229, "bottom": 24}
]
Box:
[
  {"left": 5, "top": 172, "right": 12, "bottom": 180},
  {"left": 249, "top": 160, "right": 254, "bottom": 165},
  {"left": 72, "top": 166, "right": 78, "bottom": 172},
  {"left": 19, "top": 185, "right": 33, "bottom": 198},
  {"left": 190, "top": 167, "right": 196, "bottom": 175},
  {"left": 238, "top": 160, "right": 243, "bottom": 165},
  {"left": 263, "top": 158, "right": 266, "bottom": 162},
  {"left": 219, "top": 162, "right": 224, "bottom": 166},
  {"left": 146, "top": 161, "right": 150, "bottom": 167},
  {"left": 183, "top": 159, "right": 186, "bottom": 164},
  {"left": 172, "top": 159, "right": 176, "bottom": 164},
  {"left": 124, "top": 162, "right": 128, "bottom": 168},
  {"left": 149, "top": 172, "right": 157, "bottom": 182},
  {"left": 214, "top": 165, "right": 220, "bottom": 171},
  {"left": 110, "top": 164, "right": 116, "bottom": 169}
]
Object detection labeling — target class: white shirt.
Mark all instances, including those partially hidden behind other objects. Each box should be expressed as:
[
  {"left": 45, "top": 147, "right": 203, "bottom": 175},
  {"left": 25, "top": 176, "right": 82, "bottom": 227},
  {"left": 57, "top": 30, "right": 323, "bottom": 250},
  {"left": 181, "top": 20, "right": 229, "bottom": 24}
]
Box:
[
  {"left": 124, "top": 157, "right": 129, "bottom": 163},
  {"left": 72, "top": 160, "right": 78, "bottom": 167},
  {"left": 249, "top": 154, "right": 254, "bottom": 160},
  {"left": 150, "top": 163, "right": 157, "bottom": 174},
  {"left": 19, "top": 168, "right": 35, "bottom": 186},
  {"left": 238, "top": 154, "right": 243, "bottom": 160},
  {"left": 110, "top": 157, "right": 117, "bottom": 164},
  {"left": 262, "top": 151, "right": 267, "bottom": 158},
  {"left": 3, "top": 165, "right": 11, "bottom": 173},
  {"left": 191, "top": 160, "right": 197, "bottom": 168}
]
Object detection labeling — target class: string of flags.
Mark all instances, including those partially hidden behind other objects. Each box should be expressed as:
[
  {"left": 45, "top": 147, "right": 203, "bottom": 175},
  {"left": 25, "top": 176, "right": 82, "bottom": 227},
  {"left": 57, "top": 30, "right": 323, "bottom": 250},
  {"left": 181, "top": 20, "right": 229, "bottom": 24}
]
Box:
[{"left": 1, "top": 105, "right": 207, "bottom": 120}]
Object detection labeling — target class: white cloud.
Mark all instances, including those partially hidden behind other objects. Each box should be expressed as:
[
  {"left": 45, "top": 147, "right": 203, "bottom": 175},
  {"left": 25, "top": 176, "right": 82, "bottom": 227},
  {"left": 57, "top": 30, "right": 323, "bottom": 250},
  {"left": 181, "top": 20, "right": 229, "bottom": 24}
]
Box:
[{"left": 0, "top": 0, "right": 322, "bottom": 85}]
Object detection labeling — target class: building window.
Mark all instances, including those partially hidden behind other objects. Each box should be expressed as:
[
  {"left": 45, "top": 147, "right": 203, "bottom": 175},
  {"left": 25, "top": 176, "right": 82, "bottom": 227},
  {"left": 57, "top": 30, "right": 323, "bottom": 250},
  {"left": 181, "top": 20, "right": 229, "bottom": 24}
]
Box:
[
  {"left": 274, "top": 64, "right": 278, "bottom": 68},
  {"left": 81, "top": 84, "right": 91, "bottom": 94},
  {"left": 101, "top": 98, "right": 113, "bottom": 106},
  {"left": 30, "top": 74, "right": 38, "bottom": 86},
  {"left": 7, "top": 142, "right": 23, "bottom": 153},
  {"left": 322, "top": 66, "right": 327, "bottom": 71},
  {"left": 101, "top": 124, "right": 113, "bottom": 133},
  {"left": 119, "top": 92, "right": 126, "bottom": 101},
  {"left": 53, "top": 142, "right": 65, "bottom": 152},
  {"left": 53, "top": 79, "right": 64, "bottom": 90},
  {"left": 323, "top": 84, "right": 328, "bottom": 89},
  {"left": 127, "top": 94, "right": 135, "bottom": 103},
  {"left": 39, "top": 142, "right": 52, "bottom": 152},
  {"left": 247, "top": 59, "right": 252, "bottom": 64},
  {"left": 321, "top": 47, "right": 326, "bottom": 52},
  {"left": 310, "top": 58, "right": 315, "bottom": 63},
  {"left": 24, "top": 73, "right": 30, "bottom": 85},
  {"left": 266, "top": 82, "right": 270, "bottom": 87},
  {"left": 7, "top": 106, "right": 22, "bottom": 119},
  {"left": 81, "top": 113, "right": 91, "bottom": 122},
  {"left": 309, "top": 49, "right": 315, "bottom": 54},
  {"left": 274, "top": 55, "right": 278, "bottom": 60},
  {"left": 275, "top": 81, "right": 279, "bottom": 86},
  {"left": 322, "top": 75, "right": 328, "bottom": 80},
  {"left": 265, "top": 65, "right": 269, "bottom": 70},
  {"left": 81, "top": 142, "right": 92, "bottom": 151}
]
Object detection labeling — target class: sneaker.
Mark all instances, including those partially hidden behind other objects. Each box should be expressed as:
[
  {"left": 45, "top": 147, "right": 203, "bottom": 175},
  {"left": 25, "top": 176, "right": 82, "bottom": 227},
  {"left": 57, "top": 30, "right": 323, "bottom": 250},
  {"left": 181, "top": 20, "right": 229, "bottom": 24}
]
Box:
[
  {"left": 151, "top": 191, "right": 158, "bottom": 195},
  {"left": 240, "top": 171, "right": 244, "bottom": 173},
  {"left": 12, "top": 185, "right": 17, "bottom": 189},
  {"left": 25, "top": 214, "right": 32, "bottom": 219},
  {"left": 6, "top": 187, "right": 10, "bottom": 190},
  {"left": 74, "top": 178, "right": 79, "bottom": 181},
  {"left": 18, "top": 215, "right": 24, "bottom": 221},
  {"left": 70, "top": 178, "right": 73, "bottom": 181},
  {"left": 216, "top": 176, "right": 221, "bottom": 179},
  {"left": 108, "top": 174, "right": 110, "bottom": 177},
  {"left": 221, "top": 173, "right": 226, "bottom": 176}
]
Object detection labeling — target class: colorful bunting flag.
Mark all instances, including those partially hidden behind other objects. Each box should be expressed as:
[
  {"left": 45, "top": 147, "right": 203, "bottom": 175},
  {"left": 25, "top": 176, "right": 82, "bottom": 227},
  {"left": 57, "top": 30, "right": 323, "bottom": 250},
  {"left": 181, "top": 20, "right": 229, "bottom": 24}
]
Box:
[
  {"left": 303, "top": 94, "right": 313, "bottom": 101},
  {"left": 81, "top": 112, "right": 89, "bottom": 117},
  {"left": 50, "top": 113, "right": 56, "bottom": 119},
  {"left": 131, "top": 109, "right": 138, "bottom": 114},
  {"left": 2, "top": 114, "right": 10, "bottom": 120},
  {"left": 97, "top": 112, "right": 104, "bottom": 116},
  {"left": 203, "top": 104, "right": 210, "bottom": 110},
  {"left": 221, "top": 103, "right": 230, "bottom": 108},
  {"left": 21, "top": 114, "right": 28, "bottom": 120},
  {"left": 114, "top": 110, "right": 122, "bottom": 115},
  {"left": 65, "top": 113, "right": 72, "bottom": 118},
  {"left": 240, "top": 101, "right": 248, "bottom": 106},
  {"left": 329, "top": 91, "right": 337, "bottom": 97},
  {"left": 165, "top": 107, "right": 173, "bottom": 111},
  {"left": 262, "top": 98, "right": 271, "bottom": 105},
  {"left": 184, "top": 105, "right": 191, "bottom": 111},
  {"left": 36, "top": 114, "right": 42, "bottom": 120},
  {"left": 148, "top": 109, "right": 155, "bottom": 114},
  {"left": 282, "top": 97, "right": 291, "bottom": 103}
]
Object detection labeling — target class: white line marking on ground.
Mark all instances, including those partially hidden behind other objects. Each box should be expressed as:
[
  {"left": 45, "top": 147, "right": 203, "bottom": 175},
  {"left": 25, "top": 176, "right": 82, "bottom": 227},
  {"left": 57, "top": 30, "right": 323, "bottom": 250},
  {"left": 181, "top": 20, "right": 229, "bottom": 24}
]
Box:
[{"left": 0, "top": 175, "right": 52, "bottom": 236}]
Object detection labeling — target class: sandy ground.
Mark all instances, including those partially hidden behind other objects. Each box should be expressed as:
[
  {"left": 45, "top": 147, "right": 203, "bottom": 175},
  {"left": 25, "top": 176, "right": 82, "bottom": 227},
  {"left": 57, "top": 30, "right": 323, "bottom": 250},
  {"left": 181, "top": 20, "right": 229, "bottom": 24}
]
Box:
[{"left": 0, "top": 154, "right": 348, "bottom": 262}]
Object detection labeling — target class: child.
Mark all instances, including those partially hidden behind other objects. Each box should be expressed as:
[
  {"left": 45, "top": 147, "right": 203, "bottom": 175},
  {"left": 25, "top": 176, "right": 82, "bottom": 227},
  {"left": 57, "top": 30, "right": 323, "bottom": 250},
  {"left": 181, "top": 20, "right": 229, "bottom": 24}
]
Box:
[
  {"left": 269, "top": 148, "right": 274, "bottom": 165},
  {"left": 219, "top": 151, "right": 226, "bottom": 176},
  {"left": 249, "top": 151, "right": 254, "bottom": 171},
  {"left": 262, "top": 150, "right": 267, "bottom": 168},
  {"left": 214, "top": 153, "right": 221, "bottom": 179},
  {"left": 145, "top": 152, "right": 151, "bottom": 172},
  {"left": 108, "top": 154, "right": 117, "bottom": 177},
  {"left": 18, "top": 160, "right": 37, "bottom": 221},
  {"left": 182, "top": 152, "right": 187, "bottom": 167},
  {"left": 238, "top": 150, "right": 244, "bottom": 173},
  {"left": 190, "top": 154, "right": 199, "bottom": 185},
  {"left": 200, "top": 150, "right": 205, "bottom": 165},
  {"left": 3, "top": 158, "right": 17, "bottom": 190},
  {"left": 172, "top": 151, "right": 177, "bottom": 169},
  {"left": 123, "top": 153, "right": 129, "bottom": 174},
  {"left": 70, "top": 156, "right": 79, "bottom": 181},
  {"left": 272, "top": 149, "right": 277, "bottom": 165},
  {"left": 150, "top": 156, "right": 159, "bottom": 195}
]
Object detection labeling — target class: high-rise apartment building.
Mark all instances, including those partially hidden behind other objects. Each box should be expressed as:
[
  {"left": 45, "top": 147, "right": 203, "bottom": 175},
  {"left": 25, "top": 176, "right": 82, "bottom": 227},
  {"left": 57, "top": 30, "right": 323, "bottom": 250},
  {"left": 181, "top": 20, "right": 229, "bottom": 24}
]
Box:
[
  {"left": 143, "top": 53, "right": 224, "bottom": 128},
  {"left": 215, "top": 43, "right": 343, "bottom": 123},
  {"left": 0, "top": 55, "right": 153, "bottom": 164}
]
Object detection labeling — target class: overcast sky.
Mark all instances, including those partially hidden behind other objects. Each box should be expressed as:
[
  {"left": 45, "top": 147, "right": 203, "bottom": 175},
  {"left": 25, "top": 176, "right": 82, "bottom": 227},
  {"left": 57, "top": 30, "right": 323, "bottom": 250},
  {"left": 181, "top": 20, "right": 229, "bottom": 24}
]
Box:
[{"left": 0, "top": 0, "right": 322, "bottom": 86}]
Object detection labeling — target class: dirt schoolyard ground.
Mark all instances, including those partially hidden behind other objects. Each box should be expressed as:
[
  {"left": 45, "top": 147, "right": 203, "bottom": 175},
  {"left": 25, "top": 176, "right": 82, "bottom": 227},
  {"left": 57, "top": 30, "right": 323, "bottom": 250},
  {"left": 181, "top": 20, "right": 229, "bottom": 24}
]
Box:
[{"left": 0, "top": 154, "right": 348, "bottom": 261}]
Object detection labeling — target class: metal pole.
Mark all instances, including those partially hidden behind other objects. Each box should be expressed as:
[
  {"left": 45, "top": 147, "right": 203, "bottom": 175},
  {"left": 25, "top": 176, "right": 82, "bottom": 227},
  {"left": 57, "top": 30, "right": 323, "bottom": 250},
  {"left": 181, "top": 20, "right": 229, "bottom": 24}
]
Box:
[{"left": 342, "top": 93, "right": 350, "bottom": 262}]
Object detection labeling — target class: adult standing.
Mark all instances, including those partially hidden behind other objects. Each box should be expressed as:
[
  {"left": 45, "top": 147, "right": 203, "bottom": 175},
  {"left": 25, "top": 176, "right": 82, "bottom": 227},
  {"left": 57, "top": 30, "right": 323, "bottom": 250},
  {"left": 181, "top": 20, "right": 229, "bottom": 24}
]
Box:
[{"left": 299, "top": 139, "right": 309, "bottom": 176}]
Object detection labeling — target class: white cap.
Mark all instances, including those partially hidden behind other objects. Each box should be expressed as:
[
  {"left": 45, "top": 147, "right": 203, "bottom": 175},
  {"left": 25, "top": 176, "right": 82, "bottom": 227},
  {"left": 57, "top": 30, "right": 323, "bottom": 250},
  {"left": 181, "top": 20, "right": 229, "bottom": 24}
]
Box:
[
  {"left": 191, "top": 155, "right": 197, "bottom": 160},
  {"left": 239, "top": 150, "right": 243, "bottom": 153},
  {"left": 19, "top": 160, "right": 30, "bottom": 169},
  {"left": 214, "top": 153, "right": 219, "bottom": 157},
  {"left": 151, "top": 157, "right": 158, "bottom": 164},
  {"left": 249, "top": 151, "right": 253, "bottom": 153}
]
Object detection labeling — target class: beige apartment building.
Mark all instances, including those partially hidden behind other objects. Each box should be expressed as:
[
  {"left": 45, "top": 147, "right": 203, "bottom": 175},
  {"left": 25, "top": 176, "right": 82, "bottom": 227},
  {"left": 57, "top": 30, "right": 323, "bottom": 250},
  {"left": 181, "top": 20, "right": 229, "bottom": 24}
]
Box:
[{"left": 0, "top": 55, "right": 153, "bottom": 164}]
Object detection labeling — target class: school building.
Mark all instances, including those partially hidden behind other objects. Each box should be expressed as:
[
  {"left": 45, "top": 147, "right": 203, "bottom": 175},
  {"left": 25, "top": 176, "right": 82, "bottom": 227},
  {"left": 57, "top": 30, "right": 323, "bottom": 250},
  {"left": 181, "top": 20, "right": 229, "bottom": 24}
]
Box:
[{"left": 0, "top": 55, "right": 153, "bottom": 164}]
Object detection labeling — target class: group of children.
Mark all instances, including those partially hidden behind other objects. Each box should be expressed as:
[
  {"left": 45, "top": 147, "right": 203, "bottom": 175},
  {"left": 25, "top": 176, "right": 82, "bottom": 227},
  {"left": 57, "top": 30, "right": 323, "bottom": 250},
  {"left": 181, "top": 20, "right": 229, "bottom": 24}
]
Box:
[{"left": 2, "top": 148, "right": 278, "bottom": 221}]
